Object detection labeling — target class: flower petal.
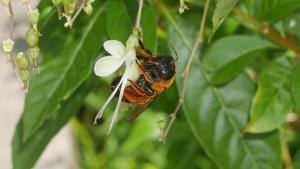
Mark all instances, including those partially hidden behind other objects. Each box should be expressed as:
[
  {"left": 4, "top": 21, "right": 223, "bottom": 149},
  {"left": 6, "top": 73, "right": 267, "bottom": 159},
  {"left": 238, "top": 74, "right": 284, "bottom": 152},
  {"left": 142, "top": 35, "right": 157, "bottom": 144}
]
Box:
[
  {"left": 104, "top": 40, "right": 125, "bottom": 57},
  {"left": 127, "top": 62, "right": 140, "bottom": 81},
  {"left": 108, "top": 68, "right": 129, "bottom": 134},
  {"left": 94, "top": 56, "right": 124, "bottom": 77},
  {"left": 125, "top": 49, "right": 136, "bottom": 60}
]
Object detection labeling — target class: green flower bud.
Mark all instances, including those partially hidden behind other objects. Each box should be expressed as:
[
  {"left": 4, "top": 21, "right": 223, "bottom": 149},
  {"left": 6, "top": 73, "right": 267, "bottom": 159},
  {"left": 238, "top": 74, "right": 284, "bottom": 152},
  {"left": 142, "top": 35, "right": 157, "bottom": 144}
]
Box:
[
  {"left": 2, "top": 38, "right": 14, "bottom": 53},
  {"left": 52, "top": 0, "right": 62, "bottom": 6},
  {"left": 27, "top": 46, "right": 39, "bottom": 59},
  {"left": 19, "top": 70, "right": 30, "bottom": 81},
  {"left": 64, "top": 3, "right": 76, "bottom": 16},
  {"left": 63, "top": 0, "right": 75, "bottom": 4},
  {"left": 1, "top": 0, "right": 11, "bottom": 6},
  {"left": 28, "top": 9, "right": 40, "bottom": 25},
  {"left": 16, "top": 52, "right": 30, "bottom": 70},
  {"left": 25, "top": 28, "right": 39, "bottom": 47},
  {"left": 83, "top": 2, "right": 93, "bottom": 15},
  {"left": 27, "top": 47, "right": 40, "bottom": 68}
]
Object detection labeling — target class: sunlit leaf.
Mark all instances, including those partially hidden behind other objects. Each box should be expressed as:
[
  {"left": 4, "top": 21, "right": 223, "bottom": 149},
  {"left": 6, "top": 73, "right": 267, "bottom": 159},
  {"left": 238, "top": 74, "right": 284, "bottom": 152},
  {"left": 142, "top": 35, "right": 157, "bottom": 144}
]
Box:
[
  {"left": 246, "top": 58, "right": 293, "bottom": 133},
  {"left": 255, "top": 0, "right": 300, "bottom": 21},
  {"left": 202, "top": 35, "right": 275, "bottom": 85}
]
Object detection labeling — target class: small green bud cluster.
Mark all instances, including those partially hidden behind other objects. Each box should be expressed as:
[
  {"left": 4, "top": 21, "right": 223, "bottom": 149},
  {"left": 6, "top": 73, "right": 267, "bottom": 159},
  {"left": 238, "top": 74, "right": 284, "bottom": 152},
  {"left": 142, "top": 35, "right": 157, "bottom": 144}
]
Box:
[
  {"left": 27, "top": 9, "right": 40, "bottom": 30},
  {"left": 1, "top": 0, "right": 41, "bottom": 92},
  {"left": 52, "top": 0, "right": 95, "bottom": 28},
  {"left": 22, "top": 0, "right": 41, "bottom": 72},
  {"left": 2, "top": 39, "right": 14, "bottom": 62},
  {"left": 25, "top": 27, "right": 40, "bottom": 70},
  {"left": 16, "top": 52, "right": 30, "bottom": 91},
  {"left": 83, "top": 0, "right": 95, "bottom": 15}
]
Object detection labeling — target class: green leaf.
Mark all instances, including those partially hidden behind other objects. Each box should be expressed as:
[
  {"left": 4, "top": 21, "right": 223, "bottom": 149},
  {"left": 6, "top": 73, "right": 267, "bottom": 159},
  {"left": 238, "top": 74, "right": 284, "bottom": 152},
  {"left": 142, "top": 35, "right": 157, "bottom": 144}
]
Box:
[
  {"left": 21, "top": 3, "right": 107, "bottom": 141},
  {"left": 291, "top": 62, "right": 300, "bottom": 112},
  {"left": 141, "top": 5, "right": 157, "bottom": 52},
  {"left": 105, "top": 0, "right": 157, "bottom": 51},
  {"left": 212, "top": 0, "right": 239, "bottom": 36},
  {"left": 246, "top": 58, "right": 293, "bottom": 133},
  {"left": 202, "top": 35, "right": 275, "bottom": 85},
  {"left": 106, "top": 0, "right": 132, "bottom": 43},
  {"left": 165, "top": 9, "right": 282, "bottom": 169},
  {"left": 284, "top": 13, "right": 300, "bottom": 42},
  {"left": 255, "top": 0, "right": 300, "bottom": 21},
  {"left": 12, "top": 76, "right": 97, "bottom": 169}
]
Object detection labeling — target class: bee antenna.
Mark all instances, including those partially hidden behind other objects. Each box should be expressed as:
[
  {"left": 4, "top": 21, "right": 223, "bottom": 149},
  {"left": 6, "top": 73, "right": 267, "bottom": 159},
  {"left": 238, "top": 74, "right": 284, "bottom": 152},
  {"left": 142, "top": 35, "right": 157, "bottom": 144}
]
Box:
[{"left": 170, "top": 45, "right": 179, "bottom": 62}]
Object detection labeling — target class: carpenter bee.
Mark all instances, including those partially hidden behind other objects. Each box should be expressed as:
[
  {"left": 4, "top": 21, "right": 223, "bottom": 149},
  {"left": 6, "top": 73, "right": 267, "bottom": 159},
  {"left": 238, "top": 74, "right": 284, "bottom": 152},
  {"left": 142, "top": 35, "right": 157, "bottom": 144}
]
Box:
[{"left": 111, "top": 40, "right": 177, "bottom": 122}]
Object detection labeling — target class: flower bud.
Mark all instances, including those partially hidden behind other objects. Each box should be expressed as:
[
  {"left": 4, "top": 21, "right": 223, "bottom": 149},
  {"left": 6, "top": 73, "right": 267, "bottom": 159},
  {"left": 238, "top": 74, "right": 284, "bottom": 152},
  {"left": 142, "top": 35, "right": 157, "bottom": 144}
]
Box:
[
  {"left": 28, "top": 9, "right": 40, "bottom": 25},
  {"left": 1, "top": 0, "right": 11, "bottom": 6},
  {"left": 19, "top": 70, "right": 30, "bottom": 81},
  {"left": 16, "top": 52, "right": 30, "bottom": 70},
  {"left": 52, "top": 0, "right": 62, "bottom": 6},
  {"left": 2, "top": 38, "right": 14, "bottom": 53},
  {"left": 25, "top": 28, "right": 39, "bottom": 47},
  {"left": 83, "top": 2, "right": 93, "bottom": 15},
  {"left": 126, "top": 34, "right": 139, "bottom": 50},
  {"left": 64, "top": 3, "right": 76, "bottom": 16},
  {"left": 27, "top": 47, "right": 39, "bottom": 68},
  {"left": 27, "top": 46, "right": 39, "bottom": 59},
  {"left": 63, "top": 0, "right": 76, "bottom": 16}
]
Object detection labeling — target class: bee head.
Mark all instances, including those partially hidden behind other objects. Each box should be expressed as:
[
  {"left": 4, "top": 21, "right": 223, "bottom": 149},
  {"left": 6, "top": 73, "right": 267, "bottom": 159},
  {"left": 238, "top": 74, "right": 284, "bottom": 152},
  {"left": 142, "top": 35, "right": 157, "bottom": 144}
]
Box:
[{"left": 156, "top": 55, "right": 176, "bottom": 80}]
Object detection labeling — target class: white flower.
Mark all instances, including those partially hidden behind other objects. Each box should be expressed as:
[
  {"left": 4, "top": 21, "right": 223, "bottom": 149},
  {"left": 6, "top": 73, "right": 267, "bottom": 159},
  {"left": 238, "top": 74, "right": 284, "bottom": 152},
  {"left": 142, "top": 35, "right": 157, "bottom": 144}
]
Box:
[{"left": 94, "top": 38, "right": 139, "bottom": 133}]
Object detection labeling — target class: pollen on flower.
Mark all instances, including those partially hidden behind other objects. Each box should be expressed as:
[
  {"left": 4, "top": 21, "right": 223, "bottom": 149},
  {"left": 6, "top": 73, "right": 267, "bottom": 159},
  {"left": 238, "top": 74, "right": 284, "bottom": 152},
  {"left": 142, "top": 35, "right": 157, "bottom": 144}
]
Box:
[{"left": 93, "top": 36, "right": 140, "bottom": 133}]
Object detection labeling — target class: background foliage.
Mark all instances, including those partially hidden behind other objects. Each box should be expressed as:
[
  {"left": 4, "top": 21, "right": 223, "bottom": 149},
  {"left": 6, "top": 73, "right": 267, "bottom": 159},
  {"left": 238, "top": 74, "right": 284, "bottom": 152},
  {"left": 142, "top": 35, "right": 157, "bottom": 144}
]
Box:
[{"left": 11, "top": 0, "right": 300, "bottom": 169}]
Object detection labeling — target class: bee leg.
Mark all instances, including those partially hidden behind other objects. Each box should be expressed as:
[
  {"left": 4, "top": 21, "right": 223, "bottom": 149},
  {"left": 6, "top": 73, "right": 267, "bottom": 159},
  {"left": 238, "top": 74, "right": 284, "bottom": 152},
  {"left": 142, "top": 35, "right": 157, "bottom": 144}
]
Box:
[
  {"left": 128, "top": 80, "right": 147, "bottom": 96},
  {"left": 138, "top": 39, "right": 153, "bottom": 55},
  {"left": 135, "top": 60, "right": 154, "bottom": 83}
]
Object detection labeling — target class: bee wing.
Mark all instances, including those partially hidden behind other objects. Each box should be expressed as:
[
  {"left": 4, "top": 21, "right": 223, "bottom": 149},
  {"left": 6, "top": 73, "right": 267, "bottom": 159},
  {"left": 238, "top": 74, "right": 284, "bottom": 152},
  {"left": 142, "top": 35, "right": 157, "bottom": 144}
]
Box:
[{"left": 127, "top": 95, "right": 158, "bottom": 122}]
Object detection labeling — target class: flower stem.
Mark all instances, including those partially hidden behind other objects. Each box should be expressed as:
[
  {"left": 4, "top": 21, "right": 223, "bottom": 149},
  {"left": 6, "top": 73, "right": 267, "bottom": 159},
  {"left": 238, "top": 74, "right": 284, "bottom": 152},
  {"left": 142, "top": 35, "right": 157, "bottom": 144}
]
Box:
[
  {"left": 280, "top": 127, "right": 294, "bottom": 169},
  {"left": 134, "top": 0, "right": 144, "bottom": 34},
  {"left": 161, "top": 0, "right": 211, "bottom": 142},
  {"left": 8, "top": 3, "right": 14, "bottom": 39},
  {"left": 233, "top": 8, "right": 300, "bottom": 58}
]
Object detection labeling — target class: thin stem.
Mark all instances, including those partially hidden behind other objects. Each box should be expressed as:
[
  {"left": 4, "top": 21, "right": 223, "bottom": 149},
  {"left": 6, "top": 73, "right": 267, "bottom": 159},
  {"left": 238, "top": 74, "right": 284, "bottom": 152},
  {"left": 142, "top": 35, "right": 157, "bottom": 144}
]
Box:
[
  {"left": 280, "top": 128, "right": 294, "bottom": 169},
  {"left": 6, "top": 3, "right": 17, "bottom": 70},
  {"left": 8, "top": 3, "right": 14, "bottom": 39},
  {"left": 68, "top": 2, "right": 85, "bottom": 28},
  {"left": 179, "top": 0, "right": 188, "bottom": 14},
  {"left": 233, "top": 8, "right": 300, "bottom": 58},
  {"left": 161, "top": 0, "right": 210, "bottom": 142},
  {"left": 134, "top": 0, "right": 144, "bottom": 33}
]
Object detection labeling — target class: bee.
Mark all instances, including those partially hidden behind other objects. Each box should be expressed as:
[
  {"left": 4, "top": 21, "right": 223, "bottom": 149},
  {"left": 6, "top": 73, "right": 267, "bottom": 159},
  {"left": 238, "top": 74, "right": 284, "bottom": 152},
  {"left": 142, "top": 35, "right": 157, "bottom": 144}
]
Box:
[{"left": 111, "top": 40, "right": 177, "bottom": 122}]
